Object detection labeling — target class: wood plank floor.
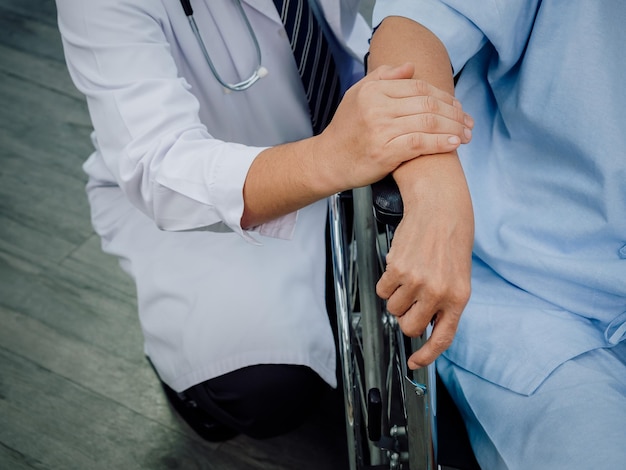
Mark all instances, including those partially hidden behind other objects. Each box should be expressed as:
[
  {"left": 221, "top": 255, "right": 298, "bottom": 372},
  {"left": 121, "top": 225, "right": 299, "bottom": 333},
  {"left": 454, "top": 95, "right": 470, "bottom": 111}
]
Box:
[{"left": 0, "top": 1, "right": 370, "bottom": 468}]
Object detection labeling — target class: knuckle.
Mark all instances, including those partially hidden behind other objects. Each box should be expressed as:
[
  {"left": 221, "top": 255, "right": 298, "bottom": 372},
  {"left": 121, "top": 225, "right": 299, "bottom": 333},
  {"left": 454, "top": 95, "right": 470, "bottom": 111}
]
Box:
[
  {"left": 343, "top": 84, "right": 358, "bottom": 103},
  {"left": 454, "top": 106, "right": 466, "bottom": 123},
  {"left": 402, "top": 312, "right": 429, "bottom": 338},
  {"left": 397, "top": 316, "right": 418, "bottom": 336},
  {"left": 423, "top": 95, "right": 440, "bottom": 113},
  {"left": 408, "top": 132, "right": 425, "bottom": 152},
  {"left": 386, "top": 301, "right": 402, "bottom": 317},
  {"left": 420, "top": 113, "right": 439, "bottom": 131},
  {"left": 413, "top": 79, "right": 429, "bottom": 95},
  {"left": 449, "top": 281, "right": 471, "bottom": 308},
  {"left": 370, "top": 146, "right": 386, "bottom": 166},
  {"left": 384, "top": 261, "right": 402, "bottom": 278},
  {"left": 376, "top": 282, "right": 390, "bottom": 300},
  {"left": 407, "top": 272, "right": 426, "bottom": 290},
  {"left": 362, "top": 112, "right": 377, "bottom": 131},
  {"left": 360, "top": 80, "right": 378, "bottom": 98},
  {"left": 388, "top": 265, "right": 421, "bottom": 289},
  {"left": 351, "top": 83, "right": 369, "bottom": 108},
  {"left": 431, "top": 334, "right": 453, "bottom": 353},
  {"left": 422, "top": 282, "right": 446, "bottom": 301},
  {"left": 378, "top": 64, "right": 394, "bottom": 76},
  {"left": 407, "top": 325, "right": 426, "bottom": 338}
]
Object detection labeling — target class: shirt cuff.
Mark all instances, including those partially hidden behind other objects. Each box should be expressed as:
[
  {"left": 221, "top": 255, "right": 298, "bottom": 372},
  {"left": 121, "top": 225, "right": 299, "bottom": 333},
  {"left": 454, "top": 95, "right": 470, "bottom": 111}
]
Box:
[{"left": 210, "top": 142, "right": 298, "bottom": 243}]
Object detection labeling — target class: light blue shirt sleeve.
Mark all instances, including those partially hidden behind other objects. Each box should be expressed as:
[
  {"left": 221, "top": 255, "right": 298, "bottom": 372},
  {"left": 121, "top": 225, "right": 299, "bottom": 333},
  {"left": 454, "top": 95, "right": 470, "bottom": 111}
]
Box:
[
  {"left": 372, "top": 0, "right": 540, "bottom": 75},
  {"left": 372, "top": 0, "right": 484, "bottom": 74}
]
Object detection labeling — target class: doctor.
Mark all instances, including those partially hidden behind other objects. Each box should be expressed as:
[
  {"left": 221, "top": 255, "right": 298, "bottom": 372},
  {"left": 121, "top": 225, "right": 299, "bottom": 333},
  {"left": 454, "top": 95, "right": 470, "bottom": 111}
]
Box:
[{"left": 55, "top": 0, "right": 473, "bottom": 441}]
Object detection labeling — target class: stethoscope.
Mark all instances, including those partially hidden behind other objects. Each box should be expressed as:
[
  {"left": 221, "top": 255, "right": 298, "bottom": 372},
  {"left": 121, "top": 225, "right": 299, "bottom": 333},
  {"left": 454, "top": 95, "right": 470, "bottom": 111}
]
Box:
[{"left": 179, "top": 0, "right": 268, "bottom": 91}]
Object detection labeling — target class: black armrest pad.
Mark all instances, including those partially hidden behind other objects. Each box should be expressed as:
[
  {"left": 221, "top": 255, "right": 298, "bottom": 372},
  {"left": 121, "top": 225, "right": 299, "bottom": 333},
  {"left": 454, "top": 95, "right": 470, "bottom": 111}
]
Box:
[{"left": 371, "top": 175, "right": 403, "bottom": 227}]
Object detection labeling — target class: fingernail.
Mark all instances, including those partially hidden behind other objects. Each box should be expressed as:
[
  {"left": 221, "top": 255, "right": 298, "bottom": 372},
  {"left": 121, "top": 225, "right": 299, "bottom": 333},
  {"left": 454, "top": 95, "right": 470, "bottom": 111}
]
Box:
[
  {"left": 464, "top": 127, "right": 472, "bottom": 141},
  {"left": 464, "top": 114, "right": 474, "bottom": 127},
  {"left": 448, "top": 135, "right": 461, "bottom": 145}
]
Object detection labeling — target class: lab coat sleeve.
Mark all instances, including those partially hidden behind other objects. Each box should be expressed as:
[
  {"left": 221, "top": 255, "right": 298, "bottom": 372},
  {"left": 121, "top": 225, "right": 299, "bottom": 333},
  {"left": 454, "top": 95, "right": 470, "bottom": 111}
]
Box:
[
  {"left": 56, "top": 0, "right": 293, "bottom": 239},
  {"left": 372, "top": 0, "right": 540, "bottom": 75}
]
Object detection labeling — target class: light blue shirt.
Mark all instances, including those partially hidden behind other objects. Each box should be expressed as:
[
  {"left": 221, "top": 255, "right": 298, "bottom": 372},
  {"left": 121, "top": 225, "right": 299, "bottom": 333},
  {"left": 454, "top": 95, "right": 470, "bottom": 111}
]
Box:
[{"left": 374, "top": 0, "right": 626, "bottom": 395}]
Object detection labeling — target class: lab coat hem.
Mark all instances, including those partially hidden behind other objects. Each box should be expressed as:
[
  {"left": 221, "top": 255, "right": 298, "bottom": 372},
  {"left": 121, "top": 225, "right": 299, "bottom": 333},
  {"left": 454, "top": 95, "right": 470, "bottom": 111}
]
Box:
[{"left": 156, "top": 352, "right": 337, "bottom": 393}]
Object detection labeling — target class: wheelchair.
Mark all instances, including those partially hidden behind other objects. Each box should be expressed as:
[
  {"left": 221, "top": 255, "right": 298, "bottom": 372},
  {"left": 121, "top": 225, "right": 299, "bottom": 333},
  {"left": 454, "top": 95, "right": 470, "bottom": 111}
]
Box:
[{"left": 328, "top": 176, "right": 479, "bottom": 470}]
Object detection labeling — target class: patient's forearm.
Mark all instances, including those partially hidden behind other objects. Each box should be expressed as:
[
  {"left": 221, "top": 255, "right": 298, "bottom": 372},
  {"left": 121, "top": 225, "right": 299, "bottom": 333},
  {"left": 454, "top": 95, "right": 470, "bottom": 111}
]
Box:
[
  {"left": 368, "top": 16, "right": 469, "bottom": 207},
  {"left": 369, "top": 16, "right": 474, "bottom": 366}
]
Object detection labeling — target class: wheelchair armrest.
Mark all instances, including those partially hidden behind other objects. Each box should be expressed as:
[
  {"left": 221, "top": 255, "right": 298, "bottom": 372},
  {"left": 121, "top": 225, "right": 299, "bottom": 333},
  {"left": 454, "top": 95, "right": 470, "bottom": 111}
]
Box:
[{"left": 371, "top": 174, "right": 403, "bottom": 227}]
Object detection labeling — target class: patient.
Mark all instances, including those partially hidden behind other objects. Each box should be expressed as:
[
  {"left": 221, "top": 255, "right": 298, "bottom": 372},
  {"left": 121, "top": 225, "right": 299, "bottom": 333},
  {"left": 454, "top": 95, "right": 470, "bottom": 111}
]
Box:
[{"left": 369, "top": 2, "right": 626, "bottom": 469}]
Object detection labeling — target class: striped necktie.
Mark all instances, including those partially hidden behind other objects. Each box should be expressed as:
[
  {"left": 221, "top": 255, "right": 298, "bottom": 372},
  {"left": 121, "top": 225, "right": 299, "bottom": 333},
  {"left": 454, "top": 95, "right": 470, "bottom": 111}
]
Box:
[{"left": 272, "top": 0, "right": 342, "bottom": 135}]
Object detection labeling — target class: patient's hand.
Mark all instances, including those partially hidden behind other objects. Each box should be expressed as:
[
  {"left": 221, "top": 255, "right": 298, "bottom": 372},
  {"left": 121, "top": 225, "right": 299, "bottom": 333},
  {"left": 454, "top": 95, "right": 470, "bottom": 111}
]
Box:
[{"left": 376, "top": 154, "right": 474, "bottom": 368}]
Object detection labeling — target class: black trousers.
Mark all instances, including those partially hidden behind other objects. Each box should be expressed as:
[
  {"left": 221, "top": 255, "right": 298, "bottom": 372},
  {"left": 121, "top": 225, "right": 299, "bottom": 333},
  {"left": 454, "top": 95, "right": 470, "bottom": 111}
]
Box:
[
  {"left": 180, "top": 224, "right": 336, "bottom": 439},
  {"left": 179, "top": 364, "right": 327, "bottom": 439}
]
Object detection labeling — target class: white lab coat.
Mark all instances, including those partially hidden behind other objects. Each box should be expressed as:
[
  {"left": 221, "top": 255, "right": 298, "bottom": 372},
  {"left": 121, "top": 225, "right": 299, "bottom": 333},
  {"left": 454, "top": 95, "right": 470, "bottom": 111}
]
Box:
[{"left": 56, "top": 0, "right": 371, "bottom": 391}]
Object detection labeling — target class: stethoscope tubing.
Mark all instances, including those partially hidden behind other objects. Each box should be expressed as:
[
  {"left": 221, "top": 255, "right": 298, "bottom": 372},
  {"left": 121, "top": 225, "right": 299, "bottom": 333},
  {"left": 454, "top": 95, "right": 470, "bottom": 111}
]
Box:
[{"left": 180, "top": 0, "right": 266, "bottom": 91}]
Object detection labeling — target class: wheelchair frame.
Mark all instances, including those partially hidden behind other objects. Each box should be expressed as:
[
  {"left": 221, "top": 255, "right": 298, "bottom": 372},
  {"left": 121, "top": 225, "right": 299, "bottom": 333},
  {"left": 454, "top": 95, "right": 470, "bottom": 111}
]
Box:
[{"left": 329, "top": 186, "right": 437, "bottom": 470}]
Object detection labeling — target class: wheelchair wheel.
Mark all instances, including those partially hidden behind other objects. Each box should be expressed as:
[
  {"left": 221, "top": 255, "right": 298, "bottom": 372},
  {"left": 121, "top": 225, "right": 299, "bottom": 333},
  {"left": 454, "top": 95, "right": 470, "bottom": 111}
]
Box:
[{"left": 328, "top": 188, "right": 437, "bottom": 470}]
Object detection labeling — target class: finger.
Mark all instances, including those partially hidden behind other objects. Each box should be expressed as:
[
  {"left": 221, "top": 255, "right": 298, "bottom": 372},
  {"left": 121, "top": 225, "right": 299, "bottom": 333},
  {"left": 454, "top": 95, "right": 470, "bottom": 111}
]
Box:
[
  {"left": 375, "top": 84, "right": 473, "bottom": 132},
  {"left": 384, "top": 131, "right": 463, "bottom": 163},
  {"left": 384, "top": 284, "right": 419, "bottom": 317},
  {"left": 451, "top": 98, "right": 474, "bottom": 129},
  {"left": 366, "top": 62, "right": 415, "bottom": 83},
  {"left": 407, "top": 314, "right": 458, "bottom": 369},
  {"left": 463, "top": 110, "right": 475, "bottom": 129},
  {"left": 393, "top": 95, "right": 470, "bottom": 129},
  {"left": 368, "top": 68, "right": 475, "bottom": 130},
  {"left": 383, "top": 112, "right": 472, "bottom": 145},
  {"left": 378, "top": 77, "right": 456, "bottom": 105},
  {"left": 397, "top": 297, "right": 437, "bottom": 337},
  {"left": 376, "top": 270, "right": 399, "bottom": 300}
]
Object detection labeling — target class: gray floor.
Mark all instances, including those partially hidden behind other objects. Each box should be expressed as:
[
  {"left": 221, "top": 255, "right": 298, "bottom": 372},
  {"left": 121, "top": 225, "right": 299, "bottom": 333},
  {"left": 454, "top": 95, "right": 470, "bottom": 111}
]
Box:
[{"left": 0, "top": 1, "right": 351, "bottom": 469}]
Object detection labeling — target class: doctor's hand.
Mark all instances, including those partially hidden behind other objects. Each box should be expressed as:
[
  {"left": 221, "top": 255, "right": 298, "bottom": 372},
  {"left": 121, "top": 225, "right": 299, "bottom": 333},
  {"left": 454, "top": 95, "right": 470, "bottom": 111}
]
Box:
[
  {"left": 240, "top": 63, "right": 472, "bottom": 229},
  {"left": 376, "top": 153, "right": 474, "bottom": 369},
  {"left": 317, "top": 62, "right": 473, "bottom": 192}
]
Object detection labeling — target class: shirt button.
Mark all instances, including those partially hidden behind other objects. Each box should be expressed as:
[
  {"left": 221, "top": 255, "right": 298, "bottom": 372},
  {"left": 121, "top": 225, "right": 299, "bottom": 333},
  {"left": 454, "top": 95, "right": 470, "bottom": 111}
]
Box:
[{"left": 605, "top": 311, "right": 626, "bottom": 345}]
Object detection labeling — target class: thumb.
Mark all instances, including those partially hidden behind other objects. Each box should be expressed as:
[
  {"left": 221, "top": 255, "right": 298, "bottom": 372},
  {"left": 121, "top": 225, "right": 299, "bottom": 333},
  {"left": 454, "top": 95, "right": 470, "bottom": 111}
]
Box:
[{"left": 368, "top": 62, "right": 415, "bottom": 81}]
